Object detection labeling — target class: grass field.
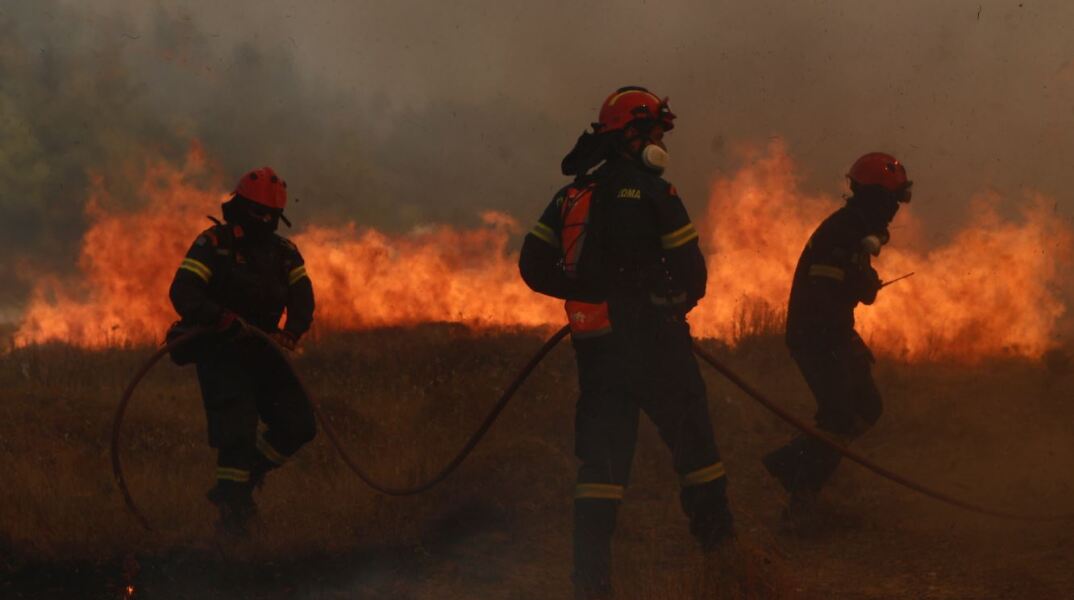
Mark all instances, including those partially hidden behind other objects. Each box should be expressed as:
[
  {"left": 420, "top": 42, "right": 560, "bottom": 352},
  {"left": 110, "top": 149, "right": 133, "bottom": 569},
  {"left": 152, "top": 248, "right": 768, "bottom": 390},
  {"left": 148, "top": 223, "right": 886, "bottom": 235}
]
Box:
[{"left": 1, "top": 324, "right": 1073, "bottom": 599}]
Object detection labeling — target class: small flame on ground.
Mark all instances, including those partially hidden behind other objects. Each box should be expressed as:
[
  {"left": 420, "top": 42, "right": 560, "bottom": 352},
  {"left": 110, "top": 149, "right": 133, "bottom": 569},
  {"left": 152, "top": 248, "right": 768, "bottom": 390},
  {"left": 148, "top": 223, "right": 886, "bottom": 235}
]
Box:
[{"left": 12, "top": 140, "right": 1072, "bottom": 361}]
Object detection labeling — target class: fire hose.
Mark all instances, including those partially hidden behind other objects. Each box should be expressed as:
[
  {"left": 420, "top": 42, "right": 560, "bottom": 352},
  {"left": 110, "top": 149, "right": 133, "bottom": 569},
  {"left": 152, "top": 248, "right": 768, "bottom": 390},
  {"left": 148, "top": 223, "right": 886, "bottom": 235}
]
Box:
[
  {"left": 691, "top": 342, "right": 1073, "bottom": 522},
  {"left": 114, "top": 326, "right": 1070, "bottom": 532},
  {"left": 111, "top": 325, "right": 570, "bottom": 531}
]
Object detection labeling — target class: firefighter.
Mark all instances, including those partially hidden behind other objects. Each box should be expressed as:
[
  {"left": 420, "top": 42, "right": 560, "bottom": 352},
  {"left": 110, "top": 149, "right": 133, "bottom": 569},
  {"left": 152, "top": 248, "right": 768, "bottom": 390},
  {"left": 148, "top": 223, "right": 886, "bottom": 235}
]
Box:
[
  {"left": 762, "top": 152, "right": 912, "bottom": 523},
  {"left": 519, "top": 86, "right": 733, "bottom": 598},
  {"left": 168, "top": 166, "right": 316, "bottom": 537}
]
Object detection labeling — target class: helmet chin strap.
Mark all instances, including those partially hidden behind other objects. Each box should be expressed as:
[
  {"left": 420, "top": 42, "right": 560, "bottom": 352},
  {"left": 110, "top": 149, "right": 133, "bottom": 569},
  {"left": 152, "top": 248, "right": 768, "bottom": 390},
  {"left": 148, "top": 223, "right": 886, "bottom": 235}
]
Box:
[{"left": 641, "top": 144, "right": 670, "bottom": 172}]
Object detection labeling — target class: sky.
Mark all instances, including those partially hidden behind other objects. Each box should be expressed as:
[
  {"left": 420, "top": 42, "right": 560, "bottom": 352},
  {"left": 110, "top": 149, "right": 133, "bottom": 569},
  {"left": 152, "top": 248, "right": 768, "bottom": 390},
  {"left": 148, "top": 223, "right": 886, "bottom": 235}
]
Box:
[{"left": 3, "top": 0, "right": 1074, "bottom": 310}]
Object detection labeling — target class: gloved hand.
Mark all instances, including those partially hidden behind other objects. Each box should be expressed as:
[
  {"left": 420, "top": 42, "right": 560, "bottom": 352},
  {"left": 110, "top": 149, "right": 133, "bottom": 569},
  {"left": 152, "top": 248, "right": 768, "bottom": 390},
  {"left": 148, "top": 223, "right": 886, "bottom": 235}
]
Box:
[
  {"left": 270, "top": 330, "right": 297, "bottom": 352},
  {"left": 860, "top": 267, "right": 882, "bottom": 305},
  {"left": 215, "top": 311, "right": 246, "bottom": 337}
]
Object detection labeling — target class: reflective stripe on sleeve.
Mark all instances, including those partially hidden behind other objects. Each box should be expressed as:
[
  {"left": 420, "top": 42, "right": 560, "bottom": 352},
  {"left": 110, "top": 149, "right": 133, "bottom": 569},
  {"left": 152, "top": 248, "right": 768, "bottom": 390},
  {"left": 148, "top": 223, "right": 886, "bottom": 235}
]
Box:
[
  {"left": 808, "top": 264, "right": 846, "bottom": 281},
  {"left": 660, "top": 223, "right": 699, "bottom": 249},
  {"left": 530, "top": 222, "right": 558, "bottom": 247},
  {"left": 680, "top": 462, "right": 726, "bottom": 487},
  {"left": 649, "top": 291, "right": 688, "bottom": 306},
  {"left": 216, "top": 467, "right": 250, "bottom": 483},
  {"left": 256, "top": 433, "right": 288, "bottom": 466},
  {"left": 574, "top": 483, "right": 625, "bottom": 500},
  {"left": 288, "top": 265, "right": 309, "bottom": 285},
  {"left": 179, "top": 258, "right": 212, "bottom": 283}
]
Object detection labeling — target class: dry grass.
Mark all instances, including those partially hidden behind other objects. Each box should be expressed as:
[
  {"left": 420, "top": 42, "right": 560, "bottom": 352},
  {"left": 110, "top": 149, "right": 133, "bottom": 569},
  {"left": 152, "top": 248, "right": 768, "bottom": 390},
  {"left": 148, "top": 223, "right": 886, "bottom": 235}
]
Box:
[{"left": 2, "top": 321, "right": 1073, "bottom": 598}]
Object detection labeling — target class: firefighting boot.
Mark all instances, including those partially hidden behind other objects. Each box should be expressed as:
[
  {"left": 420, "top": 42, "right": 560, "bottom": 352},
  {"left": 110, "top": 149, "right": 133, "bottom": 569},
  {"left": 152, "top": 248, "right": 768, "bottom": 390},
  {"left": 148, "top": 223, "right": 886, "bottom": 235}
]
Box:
[
  {"left": 762, "top": 437, "right": 809, "bottom": 494},
  {"left": 206, "top": 480, "right": 257, "bottom": 538},
  {"left": 793, "top": 438, "right": 843, "bottom": 493},
  {"left": 573, "top": 499, "right": 619, "bottom": 600},
  {"left": 681, "top": 478, "right": 735, "bottom": 552}
]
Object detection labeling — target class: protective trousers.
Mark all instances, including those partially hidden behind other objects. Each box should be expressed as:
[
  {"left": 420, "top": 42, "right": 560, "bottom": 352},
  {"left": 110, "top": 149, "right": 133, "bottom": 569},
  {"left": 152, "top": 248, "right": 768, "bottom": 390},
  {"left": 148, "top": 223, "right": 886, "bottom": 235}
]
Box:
[
  {"left": 195, "top": 336, "right": 317, "bottom": 492},
  {"left": 764, "top": 335, "right": 881, "bottom": 494},
  {"left": 571, "top": 314, "right": 732, "bottom": 596}
]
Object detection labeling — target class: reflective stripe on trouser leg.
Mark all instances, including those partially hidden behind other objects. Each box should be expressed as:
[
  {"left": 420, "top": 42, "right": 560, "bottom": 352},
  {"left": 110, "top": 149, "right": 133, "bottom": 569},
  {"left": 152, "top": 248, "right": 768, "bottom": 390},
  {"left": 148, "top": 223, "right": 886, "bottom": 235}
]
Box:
[
  {"left": 256, "top": 431, "right": 288, "bottom": 466},
  {"left": 216, "top": 467, "right": 251, "bottom": 483},
  {"left": 679, "top": 461, "right": 726, "bottom": 487},
  {"left": 574, "top": 483, "right": 625, "bottom": 501}
]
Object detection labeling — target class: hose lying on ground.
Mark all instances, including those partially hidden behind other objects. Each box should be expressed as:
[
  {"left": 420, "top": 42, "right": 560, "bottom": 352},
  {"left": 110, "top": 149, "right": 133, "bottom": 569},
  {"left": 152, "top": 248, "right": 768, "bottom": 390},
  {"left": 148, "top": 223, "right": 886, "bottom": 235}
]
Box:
[
  {"left": 691, "top": 341, "right": 1074, "bottom": 522},
  {"left": 114, "top": 324, "right": 1070, "bottom": 531},
  {"left": 111, "top": 325, "right": 570, "bottom": 531}
]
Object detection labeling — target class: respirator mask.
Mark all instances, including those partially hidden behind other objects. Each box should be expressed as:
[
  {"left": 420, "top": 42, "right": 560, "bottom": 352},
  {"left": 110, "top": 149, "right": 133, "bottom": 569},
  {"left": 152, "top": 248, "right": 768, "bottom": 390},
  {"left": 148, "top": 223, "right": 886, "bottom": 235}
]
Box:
[
  {"left": 861, "top": 230, "right": 890, "bottom": 256},
  {"left": 222, "top": 196, "right": 281, "bottom": 241},
  {"left": 641, "top": 144, "right": 670, "bottom": 172}
]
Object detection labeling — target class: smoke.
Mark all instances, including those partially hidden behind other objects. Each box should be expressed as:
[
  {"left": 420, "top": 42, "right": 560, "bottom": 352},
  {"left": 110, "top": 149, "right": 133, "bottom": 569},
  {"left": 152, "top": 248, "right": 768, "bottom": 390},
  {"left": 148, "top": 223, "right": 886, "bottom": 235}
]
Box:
[{"left": 5, "top": 0, "right": 1074, "bottom": 316}]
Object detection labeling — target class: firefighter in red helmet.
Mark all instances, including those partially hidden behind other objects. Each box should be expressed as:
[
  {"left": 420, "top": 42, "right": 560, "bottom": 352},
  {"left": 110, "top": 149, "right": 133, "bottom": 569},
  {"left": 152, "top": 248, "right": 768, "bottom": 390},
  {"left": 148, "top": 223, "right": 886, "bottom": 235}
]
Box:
[
  {"left": 168, "top": 166, "right": 316, "bottom": 537},
  {"left": 520, "top": 87, "right": 733, "bottom": 598},
  {"left": 763, "top": 153, "right": 911, "bottom": 526}
]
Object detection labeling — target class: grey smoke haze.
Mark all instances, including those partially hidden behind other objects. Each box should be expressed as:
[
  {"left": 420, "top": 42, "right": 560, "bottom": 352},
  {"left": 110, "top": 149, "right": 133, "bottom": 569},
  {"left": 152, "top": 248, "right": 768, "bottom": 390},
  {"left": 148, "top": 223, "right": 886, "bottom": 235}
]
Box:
[{"left": 4, "top": 0, "right": 1074, "bottom": 309}]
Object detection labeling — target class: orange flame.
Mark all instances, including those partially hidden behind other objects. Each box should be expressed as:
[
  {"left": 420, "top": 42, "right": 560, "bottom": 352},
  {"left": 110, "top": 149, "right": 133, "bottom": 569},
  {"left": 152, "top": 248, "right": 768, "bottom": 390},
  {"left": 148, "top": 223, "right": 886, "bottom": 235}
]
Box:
[
  {"left": 694, "top": 140, "right": 1073, "bottom": 360},
  {"left": 14, "top": 148, "right": 223, "bottom": 347},
  {"left": 12, "top": 147, "right": 559, "bottom": 348},
  {"left": 12, "top": 141, "right": 1073, "bottom": 361},
  {"left": 297, "top": 214, "right": 560, "bottom": 330}
]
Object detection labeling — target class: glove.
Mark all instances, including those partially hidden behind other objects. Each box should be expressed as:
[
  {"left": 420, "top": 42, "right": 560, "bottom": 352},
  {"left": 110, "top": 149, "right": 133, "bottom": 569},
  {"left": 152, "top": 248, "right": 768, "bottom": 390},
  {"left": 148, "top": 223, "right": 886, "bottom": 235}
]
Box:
[
  {"left": 270, "top": 330, "right": 297, "bottom": 352},
  {"left": 859, "top": 267, "right": 882, "bottom": 305},
  {"left": 215, "top": 311, "right": 245, "bottom": 336}
]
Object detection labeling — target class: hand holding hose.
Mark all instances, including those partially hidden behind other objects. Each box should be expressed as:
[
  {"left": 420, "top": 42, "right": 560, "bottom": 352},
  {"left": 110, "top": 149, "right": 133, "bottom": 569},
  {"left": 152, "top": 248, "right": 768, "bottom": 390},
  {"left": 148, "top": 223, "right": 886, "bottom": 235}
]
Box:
[
  {"left": 270, "top": 330, "right": 298, "bottom": 352},
  {"left": 216, "top": 311, "right": 248, "bottom": 337}
]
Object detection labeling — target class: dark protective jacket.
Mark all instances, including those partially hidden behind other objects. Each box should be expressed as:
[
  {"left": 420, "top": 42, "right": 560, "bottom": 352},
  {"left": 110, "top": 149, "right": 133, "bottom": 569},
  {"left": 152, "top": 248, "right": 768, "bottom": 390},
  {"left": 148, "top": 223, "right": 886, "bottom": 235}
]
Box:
[
  {"left": 785, "top": 206, "right": 881, "bottom": 351},
  {"left": 169, "top": 223, "right": 315, "bottom": 338},
  {"left": 518, "top": 157, "right": 706, "bottom": 328}
]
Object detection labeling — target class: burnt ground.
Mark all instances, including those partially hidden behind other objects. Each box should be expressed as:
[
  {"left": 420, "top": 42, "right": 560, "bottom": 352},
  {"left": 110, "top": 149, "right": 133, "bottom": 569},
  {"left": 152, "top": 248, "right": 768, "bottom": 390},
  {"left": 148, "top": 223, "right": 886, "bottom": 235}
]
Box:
[
  {"left": 2, "top": 328, "right": 1072, "bottom": 599},
  {"left": 3, "top": 501, "right": 510, "bottom": 599}
]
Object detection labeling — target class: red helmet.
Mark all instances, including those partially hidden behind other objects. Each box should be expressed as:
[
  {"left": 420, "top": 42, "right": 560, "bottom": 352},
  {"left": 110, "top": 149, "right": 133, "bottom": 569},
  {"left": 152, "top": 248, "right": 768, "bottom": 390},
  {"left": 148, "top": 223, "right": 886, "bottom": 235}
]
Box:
[
  {"left": 234, "top": 166, "right": 287, "bottom": 211},
  {"left": 596, "top": 86, "right": 675, "bottom": 133},
  {"left": 847, "top": 152, "right": 911, "bottom": 200}
]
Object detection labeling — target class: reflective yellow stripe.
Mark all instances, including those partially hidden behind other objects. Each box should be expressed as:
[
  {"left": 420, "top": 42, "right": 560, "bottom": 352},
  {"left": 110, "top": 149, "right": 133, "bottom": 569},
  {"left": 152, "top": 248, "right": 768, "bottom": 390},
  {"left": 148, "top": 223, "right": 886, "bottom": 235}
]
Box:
[
  {"left": 288, "top": 265, "right": 308, "bottom": 285},
  {"left": 216, "top": 467, "right": 250, "bottom": 483},
  {"left": 809, "top": 264, "right": 846, "bottom": 281},
  {"left": 575, "top": 483, "right": 625, "bottom": 500},
  {"left": 650, "top": 291, "right": 688, "bottom": 306},
  {"left": 179, "top": 258, "right": 212, "bottom": 283},
  {"left": 256, "top": 434, "right": 288, "bottom": 465},
  {"left": 530, "top": 222, "right": 558, "bottom": 247},
  {"left": 680, "top": 462, "right": 726, "bottom": 487},
  {"left": 660, "top": 223, "right": 699, "bottom": 249}
]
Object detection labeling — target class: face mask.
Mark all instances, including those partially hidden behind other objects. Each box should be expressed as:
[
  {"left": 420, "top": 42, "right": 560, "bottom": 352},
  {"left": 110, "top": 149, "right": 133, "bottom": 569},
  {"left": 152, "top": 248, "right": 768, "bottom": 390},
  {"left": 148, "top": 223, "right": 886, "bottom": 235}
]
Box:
[
  {"left": 242, "top": 207, "right": 279, "bottom": 240},
  {"left": 877, "top": 197, "right": 900, "bottom": 225},
  {"left": 222, "top": 198, "right": 279, "bottom": 241},
  {"left": 641, "top": 144, "right": 670, "bottom": 172},
  {"left": 848, "top": 192, "right": 900, "bottom": 231}
]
